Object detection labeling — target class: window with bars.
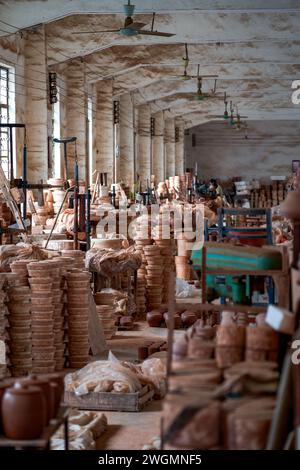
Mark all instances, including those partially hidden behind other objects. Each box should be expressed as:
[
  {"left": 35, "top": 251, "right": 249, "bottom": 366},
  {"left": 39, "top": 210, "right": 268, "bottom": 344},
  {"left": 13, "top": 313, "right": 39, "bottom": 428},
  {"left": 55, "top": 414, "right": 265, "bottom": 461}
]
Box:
[{"left": 0, "top": 66, "right": 10, "bottom": 178}]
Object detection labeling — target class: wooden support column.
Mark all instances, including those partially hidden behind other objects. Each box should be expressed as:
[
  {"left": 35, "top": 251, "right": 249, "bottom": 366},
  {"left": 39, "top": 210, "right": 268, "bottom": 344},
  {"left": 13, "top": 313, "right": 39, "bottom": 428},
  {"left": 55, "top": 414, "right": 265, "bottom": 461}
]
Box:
[
  {"left": 95, "top": 79, "right": 114, "bottom": 186},
  {"left": 175, "top": 121, "right": 185, "bottom": 175},
  {"left": 119, "top": 93, "right": 134, "bottom": 187},
  {"left": 24, "top": 27, "right": 48, "bottom": 182},
  {"left": 137, "top": 104, "right": 151, "bottom": 191},
  {"left": 152, "top": 111, "right": 164, "bottom": 183},
  {"left": 66, "top": 59, "right": 87, "bottom": 180},
  {"left": 165, "top": 117, "right": 176, "bottom": 178}
]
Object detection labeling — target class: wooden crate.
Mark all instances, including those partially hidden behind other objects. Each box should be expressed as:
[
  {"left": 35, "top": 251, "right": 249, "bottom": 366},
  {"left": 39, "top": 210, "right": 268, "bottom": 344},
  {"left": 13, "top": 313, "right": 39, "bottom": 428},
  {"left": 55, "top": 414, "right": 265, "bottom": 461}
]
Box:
[{"left": 64, "top": 385, "right": 154, "bottom": 412}]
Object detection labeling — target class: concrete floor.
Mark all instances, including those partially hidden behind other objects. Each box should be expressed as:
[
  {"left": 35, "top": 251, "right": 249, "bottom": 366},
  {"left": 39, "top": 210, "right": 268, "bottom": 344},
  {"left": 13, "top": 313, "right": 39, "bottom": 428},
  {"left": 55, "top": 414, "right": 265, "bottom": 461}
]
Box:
[{"left": 96, "top": 322, "right": 177, "bottom": 450}]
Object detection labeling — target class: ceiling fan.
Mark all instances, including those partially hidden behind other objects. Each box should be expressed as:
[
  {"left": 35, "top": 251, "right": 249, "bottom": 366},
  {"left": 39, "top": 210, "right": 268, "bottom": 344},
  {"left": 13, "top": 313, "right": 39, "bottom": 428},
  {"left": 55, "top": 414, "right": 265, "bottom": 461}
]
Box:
[
  {"left": 195, "top": 66, "right": 218, "bottom": 101},
  {"left": 234, "top": 105, "right": 248, "bottom": 130},
  {"left": 208, "top": 94, "right": 247, "bottom": 121},
  {"left": 72, "top": 1, "right": 175, "bottom": 37},
  {"left": 169, "top": 45, "right": 218, "bottom": 81}
]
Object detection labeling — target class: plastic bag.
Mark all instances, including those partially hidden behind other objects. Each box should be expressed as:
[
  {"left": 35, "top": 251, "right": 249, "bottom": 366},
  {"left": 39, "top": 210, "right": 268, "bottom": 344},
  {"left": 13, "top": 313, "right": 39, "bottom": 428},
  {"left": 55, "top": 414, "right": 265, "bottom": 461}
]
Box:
[
  {"left": 176, "top": 278, "right": 199, "bottom": 298},
  {"left": 64, "top": 356, "right": 142, "bottom": 396}
]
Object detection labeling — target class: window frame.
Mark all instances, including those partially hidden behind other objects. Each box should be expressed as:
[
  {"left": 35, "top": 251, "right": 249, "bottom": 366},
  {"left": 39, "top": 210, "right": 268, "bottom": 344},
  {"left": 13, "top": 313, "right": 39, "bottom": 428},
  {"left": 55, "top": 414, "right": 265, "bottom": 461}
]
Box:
[{"left": 0, "top": 65, "right": 10, "bottom": 179}]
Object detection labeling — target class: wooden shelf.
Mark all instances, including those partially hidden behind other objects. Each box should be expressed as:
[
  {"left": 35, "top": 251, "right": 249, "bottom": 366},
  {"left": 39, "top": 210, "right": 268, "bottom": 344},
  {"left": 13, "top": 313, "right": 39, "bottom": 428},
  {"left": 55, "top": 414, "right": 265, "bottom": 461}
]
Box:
[{"left": 0, "top": 406, "right": 69, "bottom": 450}]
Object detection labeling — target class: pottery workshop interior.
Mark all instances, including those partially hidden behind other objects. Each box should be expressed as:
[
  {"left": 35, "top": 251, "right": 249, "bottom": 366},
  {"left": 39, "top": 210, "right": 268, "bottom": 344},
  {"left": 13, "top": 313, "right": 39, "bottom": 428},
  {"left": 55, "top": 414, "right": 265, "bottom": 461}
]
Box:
[{"left": 0, "top": 0, "right": 300, "bottom": 458}]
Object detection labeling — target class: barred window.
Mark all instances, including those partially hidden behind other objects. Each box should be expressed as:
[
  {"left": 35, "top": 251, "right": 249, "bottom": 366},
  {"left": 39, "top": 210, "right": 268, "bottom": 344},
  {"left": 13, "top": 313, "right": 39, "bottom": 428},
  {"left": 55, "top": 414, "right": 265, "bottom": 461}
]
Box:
[{"left": 0, "top": 65, "right": 10, "bottom": 178}]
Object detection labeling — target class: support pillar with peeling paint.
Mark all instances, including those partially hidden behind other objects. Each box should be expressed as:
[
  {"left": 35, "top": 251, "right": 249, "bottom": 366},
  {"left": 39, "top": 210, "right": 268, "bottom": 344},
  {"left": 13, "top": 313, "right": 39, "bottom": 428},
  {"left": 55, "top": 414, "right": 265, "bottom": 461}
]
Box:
[
  {"left": 175, "top": 121, "right": 185, "bottom": 175},
  {"left": 95, "top": 79, "right": 114, "bottom": 186},
  {"left": 165, "top": 117, "right": 175, "bottom": 178},
  {"left": 152, "top": 111, "right": 164, "bottom": 184},
  {"left": 24, "top": 27, "right": 48, "bottom": 182},
  {"left": 119, "top": 93, "right": 134, "bottom": 187},
  {"left": 66, "top": 59, "right": 87, "bottom": 180},
  {"left": 137, "top": 104, "right": 151, "bottom": 191}
]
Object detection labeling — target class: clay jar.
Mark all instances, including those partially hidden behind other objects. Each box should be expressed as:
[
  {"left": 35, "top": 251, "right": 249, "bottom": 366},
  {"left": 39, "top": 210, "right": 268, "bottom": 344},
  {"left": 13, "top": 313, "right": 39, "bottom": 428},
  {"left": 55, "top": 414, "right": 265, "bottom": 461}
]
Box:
[
  {"left": 2, "top": 382, "right": 46, "bottom": 440},
  {"left": 21, "top": 375, "right": 54, "bottom": 423},
  {"left": 164, "top": 312, "right": 182, "bottom": 329},
  {"left": 0, "top": 379, "right": 15, "bottom": 433},
  {"left": 146, "top": 311, "right": 163, "bottom": 328},
  {"left": 181, "top": 311, "right": 198, "bottom": 328},
  {"left": 119, "top": 316, "right": 134, "bottom": 328}
]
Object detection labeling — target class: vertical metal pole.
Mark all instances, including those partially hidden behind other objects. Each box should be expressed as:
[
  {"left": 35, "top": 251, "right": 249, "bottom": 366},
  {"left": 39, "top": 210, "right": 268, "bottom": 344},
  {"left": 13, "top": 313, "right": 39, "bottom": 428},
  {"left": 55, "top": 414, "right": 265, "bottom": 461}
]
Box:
[
  {"left": 22, "top": 141, "right": 27, "bottom": 220},
  {"left": 74, "top": 160, "right": 79, "bottom": 250},
  {"left": 166, "top": 270, "right": 175, "bottom": 382},
  {"left": 86, "top": 189, "right": 91, "bottom": 251},
  {"left": 9, "top": 127, "right": 14, "bottom": 183}
]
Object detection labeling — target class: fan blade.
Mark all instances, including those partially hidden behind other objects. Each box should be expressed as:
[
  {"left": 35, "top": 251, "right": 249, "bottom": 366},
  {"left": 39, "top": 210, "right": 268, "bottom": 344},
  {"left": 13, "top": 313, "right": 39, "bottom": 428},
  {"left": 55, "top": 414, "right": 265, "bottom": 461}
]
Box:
[
  {"left": 138, "top": 30, "right": 175, "bottom": 37},
  {"left": 188, "top": 74, "right": 218, "bottom": 79},
  {"left": 127, "top": 22, "right": 147, "bottom": 30},
  {"left": 72, "top": 29, "right": 120, "bottom": 34}
]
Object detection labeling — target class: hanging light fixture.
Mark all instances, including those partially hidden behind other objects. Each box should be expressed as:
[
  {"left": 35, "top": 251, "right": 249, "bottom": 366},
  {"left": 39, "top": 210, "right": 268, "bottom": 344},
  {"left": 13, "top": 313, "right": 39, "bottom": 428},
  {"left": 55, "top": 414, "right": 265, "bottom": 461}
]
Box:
[
  {"left": 196, "top": 76, "right": 205, "bottom": 101},
  {"left": 229, "top": 101, "right": 235, "bottom": 126},
  {"left": 223, "top": 92, "right": 229, "bottom": 120}
]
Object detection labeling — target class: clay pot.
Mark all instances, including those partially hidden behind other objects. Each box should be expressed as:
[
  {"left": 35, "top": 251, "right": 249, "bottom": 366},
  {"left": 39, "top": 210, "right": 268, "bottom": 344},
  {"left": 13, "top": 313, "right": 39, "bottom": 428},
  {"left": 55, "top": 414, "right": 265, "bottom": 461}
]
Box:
[
  {"left": 119, "top": 316, "right": 133, "bottom": 328},
  {"left": 21, "top": 374, "right": 54, "bottom": 422},
  {"left": 2, "top": 382, "right": 46, "bottom": 439},
  {"left": 164, "top": 312, "right": 182, "bottom": 329},
  {"left": 181, "top": 311, "right": 198, "bottom": 328},
  {"left": 0, "top": 380, "right": 15, "bottom": 433},
  {"left": 146, "top": 311, "right": 163, "bottom": 327}
]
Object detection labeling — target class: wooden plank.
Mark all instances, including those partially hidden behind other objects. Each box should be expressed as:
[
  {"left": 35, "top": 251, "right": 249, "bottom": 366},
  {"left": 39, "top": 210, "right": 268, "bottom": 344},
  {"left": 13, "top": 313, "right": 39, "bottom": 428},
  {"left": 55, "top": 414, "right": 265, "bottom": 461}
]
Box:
[
  {"left": 64, "top": 385, "right": 153, "bottom": 412},
  {"left": 0, "top": 407, "right": 69, "bottom": 448},
  {"left": 175, "top": 301, "right": 266, "bottom": 314}
]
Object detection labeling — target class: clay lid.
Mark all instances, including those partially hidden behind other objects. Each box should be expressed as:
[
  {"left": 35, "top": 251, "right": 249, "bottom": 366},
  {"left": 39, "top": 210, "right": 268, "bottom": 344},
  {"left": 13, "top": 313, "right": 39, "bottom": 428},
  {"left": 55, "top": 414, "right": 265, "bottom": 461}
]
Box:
[{"left": 7, "top": 381, "right": 42, "bottom": 395}]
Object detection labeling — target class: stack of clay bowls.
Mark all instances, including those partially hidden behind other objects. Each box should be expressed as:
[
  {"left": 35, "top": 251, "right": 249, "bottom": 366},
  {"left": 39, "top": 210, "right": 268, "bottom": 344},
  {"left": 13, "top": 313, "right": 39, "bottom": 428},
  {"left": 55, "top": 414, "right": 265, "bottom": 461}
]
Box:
[
  {"left": 47, "top": 259, "right": 66, "bottom": 371},
  {"left": 10, "top": 260, "right": 32, "bottom": 286},
  {"left": 7, "top": 283, "right": 32, "bottom": 377},
  {"left": 65, "top": 270, "right": 91, "bottom": 369},
  {"left": 61, "top": 250, "right": 85, "bottom": 270},
  {"left": 155, "top": 238, "right": 174, "bottom": 303},
  {"left": 27, "top": 260, "right": 56, "bottom": 374},
  {"left": 179, "top": 174, "right": 186, "bottom": 192},
  {"left": 134, "top": 236, "right": 152, "bottom": 317},
  {"left": 144, "top": 244, "right": 163, "bottom": 310},
  {"left": 0, "top": 276, "right": 9, "bottom": 379},
  {"left": 95, "top": 305, "right": 117, "bottom": 339}
]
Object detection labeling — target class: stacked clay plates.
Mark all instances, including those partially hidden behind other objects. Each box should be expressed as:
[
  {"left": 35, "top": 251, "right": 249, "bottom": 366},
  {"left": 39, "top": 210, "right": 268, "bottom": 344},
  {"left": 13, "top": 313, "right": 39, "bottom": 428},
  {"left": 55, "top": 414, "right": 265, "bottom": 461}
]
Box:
[
  {"left": 61, "top": 250, "right": 85, "bottom": 270},
  {"left": 27, "top": 260, "right": 56, "bottom": 374},
  {"left": 155, "top": 236, "right": 174, "bottom": 303},
  {"left": 7, "top": 284, "right": 32, "bottom": 376},
  {"left": 65, "top": 270, "right": 91, "bottom": 369},
  {"left": 0, "top": 275, "right": 8, "bottom": 379},
  {"left": 47, "top": 258, "right": 66, "bottom": 371},
  {"left": 134, "top": 238, "right": 150, "bottom": 318},
  {"left": 95, "top": 305, "right": 117, "bottom": 339},
  {"left": 10, "top": 260, "right": 32, "bottom": 287},
  {"left": 143, "top": 244, "right": 163, "bottom": 310}
]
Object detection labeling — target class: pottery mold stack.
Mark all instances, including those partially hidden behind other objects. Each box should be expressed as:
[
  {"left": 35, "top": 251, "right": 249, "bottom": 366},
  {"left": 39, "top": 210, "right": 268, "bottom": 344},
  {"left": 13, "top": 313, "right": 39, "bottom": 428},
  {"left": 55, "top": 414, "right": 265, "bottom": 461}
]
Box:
[
  {"left": 47, "top": 258, "right": 66, "bottom": 371},
  {"left": 10, "top": 260, "right": 32, "bottom": 286},
  {"left": 7, "top": 282, "right": 32, "bottom": 377},
  {"left": 0, "top": 276, "right": 9, "bottom": 379},
  {"left": 95, "top": 305, "right": 117, "bottom": 339},
  {"left": 61, "top": 250, "right": 85, "bottom": 270},
  {"left": 134, "top": 235, "right": 152, "bottom": 318},
  {"left": 65, "top": 270, "right": 91, "bottom": 369},
  {"left": 154, "top": 234, "right": 174, "bottom": 303},
  {"left": 27, "top": 260, "right": 56, "bottom": 374},
  {"left": 144, "top": 244, "right": 163, "bottom": 311}
]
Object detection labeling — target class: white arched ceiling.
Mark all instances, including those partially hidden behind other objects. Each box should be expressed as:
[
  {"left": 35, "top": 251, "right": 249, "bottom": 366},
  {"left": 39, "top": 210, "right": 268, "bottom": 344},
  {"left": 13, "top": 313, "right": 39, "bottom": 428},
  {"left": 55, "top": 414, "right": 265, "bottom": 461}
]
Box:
[{"left": 1, "top": 1, "right": 300, "bottom": 127}]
